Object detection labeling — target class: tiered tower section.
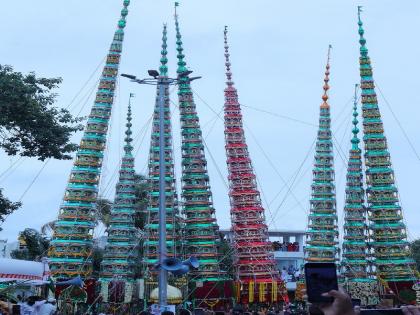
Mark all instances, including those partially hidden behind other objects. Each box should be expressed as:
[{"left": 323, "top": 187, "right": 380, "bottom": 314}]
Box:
[
  {"left": 174, "top": 6, "right": 225, "bottom": 283},
  {"left": 342, "top": 85, "right": 370, "bottom": 280},
  {"left": 48, "top": 0, "right": 131, "bottom": 279},
  {"left": 143, "top": 26, "right": 183, "bottom": 272},
  {"left": 100, "top": 96, "right": 137, "bottom": 299},
  {"left": 223, "top": 26, "right": 281, "bottom": 302},
  {"left": 305, "top": 47, "right": 339, "bottom": 263},
  {"left": 357, "top": 8, "right": 417, "bottom": 282},
  {"left": 341, "top": 86, "right": 379, "bottom": 306}
]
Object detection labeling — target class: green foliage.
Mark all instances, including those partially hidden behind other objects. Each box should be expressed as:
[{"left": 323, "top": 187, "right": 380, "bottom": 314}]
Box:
[
  {"left": 218, "top": 233, "right": 234, "bottom": 278},
  {"left": 92, "top": 246, "right": 104, "bottom": 278},
  {"left": 0, "top": 189, "right": 21, "bottom": 231},
  {"left": 134, "top": 174, "right": 148, "bottom": 230},
  {"left": 0, "top": 65, "right": 84, "bottom": 227},
  {"left": 0, "top": 65, "right": 83, "bottom": 160},
  {"left": 11, "top": 228, "right": 49, "bottom": 261},
  {"left": 97, "top": 198, "right": 112, "bottom": 227},
  {"left": 410, "top": 238, "right": 420, "bottom": 272}
]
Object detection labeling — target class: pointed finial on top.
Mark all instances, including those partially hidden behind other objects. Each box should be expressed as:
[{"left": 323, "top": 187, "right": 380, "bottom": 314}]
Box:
[
  {"left": 321, "top": 45, "right": 332, "bottom": 109},
  {"left": 357, "top": 6, "right": 368, "bottom": 56},
  {"left": 224, "top": 26, "right": 234, "bottom": 86},
  {"left": 174, "top": 2, "right": 188, "bottom": 74},
  {"left": 124, "top": 94, "right": 134, "bottom": 154},
  {"left": 175, "top": 1, "right": 179, "bottom": 17},
  {"left": 159, "top": 24, "right": 168, "bottom": 76},
  {"left": 351, "top": 84, "right": 360, "bottom": 149}
]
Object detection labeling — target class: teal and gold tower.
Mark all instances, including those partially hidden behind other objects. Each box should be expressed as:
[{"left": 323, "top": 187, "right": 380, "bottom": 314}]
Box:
[
  {"left": 342, "top": 85, "right": 378, "bottom": 305},
  {"left": 342, "top": 85, "right": 369, "bottom": 279},
  {"left": 305, "top": 46, "right": 339, "bottom": 263},
  {"left": 357, "top": 8, "right": 417, "bottom": 283},
  {"left": 174, "top": 3, "right": 226, "bottom": 286},
  {"left": 143, "top": 25, "right": 184, "bottom": 298},
  {"left": 48, "top": 0, "right": 131, "bottom": 279},
  {"left": 99, "top": 95, "right": 138, "bottom": 302}
]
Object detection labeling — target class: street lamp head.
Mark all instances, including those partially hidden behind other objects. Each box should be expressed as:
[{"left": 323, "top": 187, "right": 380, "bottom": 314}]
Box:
[
  {"left": 148, "top": 70, "right": 159, "bottom": 79},
  {"left": 178, "top": 70, "right": 193, "bottom": 78},
  {"left": 188, "top": 76, "right": 202, "bottom": 82},
  {"left": 121, "top": 73, "right": 137, "bottom": 80}
]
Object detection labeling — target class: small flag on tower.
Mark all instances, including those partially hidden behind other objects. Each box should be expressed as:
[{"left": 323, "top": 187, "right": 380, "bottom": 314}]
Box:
[{"left": 175, "top": 2, "right": 179, "bottom": 6}]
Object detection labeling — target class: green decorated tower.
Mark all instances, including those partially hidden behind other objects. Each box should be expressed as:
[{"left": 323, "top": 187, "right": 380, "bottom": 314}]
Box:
[
  {"left": 357, "top": 7, "right": 417, "bottom": 283},
  {"left": 305, "top": 46, "right": 339, "bottom": 263},
  {"left": 48, "top": 0, "right": 131, "bottom": 279},
  {"left": 174, "top": 3, "right": 226, "bottom": 286},
  {"left": 342, "top": 85, "right": 378, "bottom": 305},
  {"left": 99, "top": 95, "right": 138, "bottom": 302},
  {"left": 143, "top": 25, "right": 184, "bottom": 298}
]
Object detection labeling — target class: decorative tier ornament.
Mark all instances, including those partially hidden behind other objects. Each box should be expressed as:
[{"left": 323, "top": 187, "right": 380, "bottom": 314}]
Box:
[
  {"left": 357, "top": 7, "right": 417, "bottom": 283},
  {"left": 99, "top": 95, "right": 138, "bottom": 302},
  {"left": 174, "top": 3, "right": 227, "bottom": 286},
  {"left": 48, "top": 0, "right": 131, "bottom": 280},
  {"left": 222, "top": 26, "right": 286, "bottom": 304},
  {"left": 304, "top": 46, "right": 339, "bottom": 264},
  {"left": 143, "top": 25, "right": 185, "bottom": 300},
  {"left": 342, "top": 85, "right": 378, "bottom": 305}
]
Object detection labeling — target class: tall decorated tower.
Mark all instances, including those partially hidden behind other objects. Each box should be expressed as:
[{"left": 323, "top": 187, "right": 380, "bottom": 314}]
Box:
[
  {"left": 223, "top": 26, "right": 284, "bottom": 304},
  {"left": 99, "top": 95, "right": 138, "bottom": 303},
  {"left": 48, "top": 0, "right": 131, "bottom": 279},
  {"left": 174, "top": 3, "right": 227, "bottom": 293},
  {"left": 305, "top": 47, "right": 339, "bottom": 264},
  {"left": 357, "top": 8, "right": 417, "bottom": 285},
  {"left": 143, "top": 25, "right": 184, "bottom": 301},
  {"left": 341, "top": 85, "right": 378, "bottom": 305}
]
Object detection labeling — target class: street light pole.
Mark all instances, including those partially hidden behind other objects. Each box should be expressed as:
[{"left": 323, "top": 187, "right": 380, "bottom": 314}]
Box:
[
  {"left": 121, "top": 70, "right": 201, "bottom": 311},
  {"left": 157, "top": 76, "right": 168, "bottom": 307}
]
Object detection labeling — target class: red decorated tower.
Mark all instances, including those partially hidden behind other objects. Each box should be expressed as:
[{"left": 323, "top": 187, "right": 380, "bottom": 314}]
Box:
[{"left": 223, "top": 26, "right": 285, "bottom": 304}]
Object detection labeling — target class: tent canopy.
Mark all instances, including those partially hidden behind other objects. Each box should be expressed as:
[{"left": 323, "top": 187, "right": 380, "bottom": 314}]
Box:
[{"left": 0, "top": 258, "right": 50, "bottom": 285}]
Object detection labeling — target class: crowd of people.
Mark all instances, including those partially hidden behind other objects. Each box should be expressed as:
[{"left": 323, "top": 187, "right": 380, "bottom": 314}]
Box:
[
  {"left": 272, "top": 242, "right": 300, "bottom": 253},
  {"left": 281, "top": 265, "right": 303, "bottom": 282},
  {"left": 0, "top": 295, "right": 56, "bottom": 315},
  {"left": 0, "top": 290, "right": 418, "bottom": 315}
]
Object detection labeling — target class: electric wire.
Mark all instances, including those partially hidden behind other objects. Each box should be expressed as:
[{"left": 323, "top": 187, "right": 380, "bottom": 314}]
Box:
[{"left": 375, "top": 82, "right": 420, "bottom": 163}]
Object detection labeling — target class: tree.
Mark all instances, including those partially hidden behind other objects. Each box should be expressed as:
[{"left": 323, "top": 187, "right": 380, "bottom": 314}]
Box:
[
  {"left": 133, "top": 174, "right": 148, "bottom": 230},
  {"left": 218, "top": 233, "right": 234, "bottom": 278},
  {"left": 11, "top": 228, "right": 50, "bottom": 261},
  {"left": 0, "top": 189, "right": 21, "bottom": 231},
  {"left": 0, "top": 65, "right": 83, "bottom": 225},
  {"left": 96, "top": 198, "right": 112, "bottom": 228},
  {"left": 410, "top": 239, "right": 420, "bottom": 272},
  {"left": 92, "top": 246, "right": 104, "bottom": 278}
]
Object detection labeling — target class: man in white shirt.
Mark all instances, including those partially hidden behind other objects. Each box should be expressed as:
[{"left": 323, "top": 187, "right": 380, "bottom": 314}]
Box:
[{"left": 34, "top": 298, "right": 57, "bottom": 315}]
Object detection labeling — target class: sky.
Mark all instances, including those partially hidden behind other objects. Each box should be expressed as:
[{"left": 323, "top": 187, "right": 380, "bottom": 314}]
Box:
[{"left": 1, "top": 0, "right": 420, "bottom": 243}]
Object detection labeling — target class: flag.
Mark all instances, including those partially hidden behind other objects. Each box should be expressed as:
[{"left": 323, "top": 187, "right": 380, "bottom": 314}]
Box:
[
  {"left": 175, "top": 2, "right": 179, "bottom": 6},
  {"left": 129, "top": 93, "right": 135, "bottom": 98}
]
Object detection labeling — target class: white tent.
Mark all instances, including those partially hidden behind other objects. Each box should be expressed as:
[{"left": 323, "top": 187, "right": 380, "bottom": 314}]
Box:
[{"left": 0, "top": 258, "right": 50, "bottom": 285}]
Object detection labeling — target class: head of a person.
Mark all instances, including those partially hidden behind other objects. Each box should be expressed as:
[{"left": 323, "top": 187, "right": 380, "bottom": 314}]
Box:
[
  {"left": 27, "top": 296, "right": 36, "bottom": 306},
  {"left": 161, "top": 311, "right": 174, "bottom": 315}
]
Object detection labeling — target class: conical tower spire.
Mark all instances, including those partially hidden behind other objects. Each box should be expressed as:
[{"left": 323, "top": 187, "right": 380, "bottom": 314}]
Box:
[
  {"left": 174, "top": 3, "right": 226, "bottom": 286},
  {"left": 223, "top": 26, "right": 284, "bottom": 304},
  {"left": 357, "top": 8, "right": 417, "bottom": 283},
  {"left": 305, "top": 46, "right": 339, "bottom": 264},
  {"left": 341, "top": 86, "right": 379, "bottom": 306},
  {"left": 99, "top": 94, "right": 137, "bottom": 302},
  {"left": 342, "top": 84, "right": 369, "bottom": 279},
  {"left": 143, "top": 25, "right": 183, "bottom": 293},
  {"left": 48, "top": 0, "right": 131, "bottom": 279}
]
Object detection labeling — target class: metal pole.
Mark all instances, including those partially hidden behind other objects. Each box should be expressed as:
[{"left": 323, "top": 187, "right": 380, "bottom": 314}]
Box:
[{"left": 158, "top": 77, "right": 168, "bottom": 308}]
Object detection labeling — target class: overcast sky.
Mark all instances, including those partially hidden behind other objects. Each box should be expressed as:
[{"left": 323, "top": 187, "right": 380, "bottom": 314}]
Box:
[{"left": 1, "top": 0, "right": 419, "bottom": 243}]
